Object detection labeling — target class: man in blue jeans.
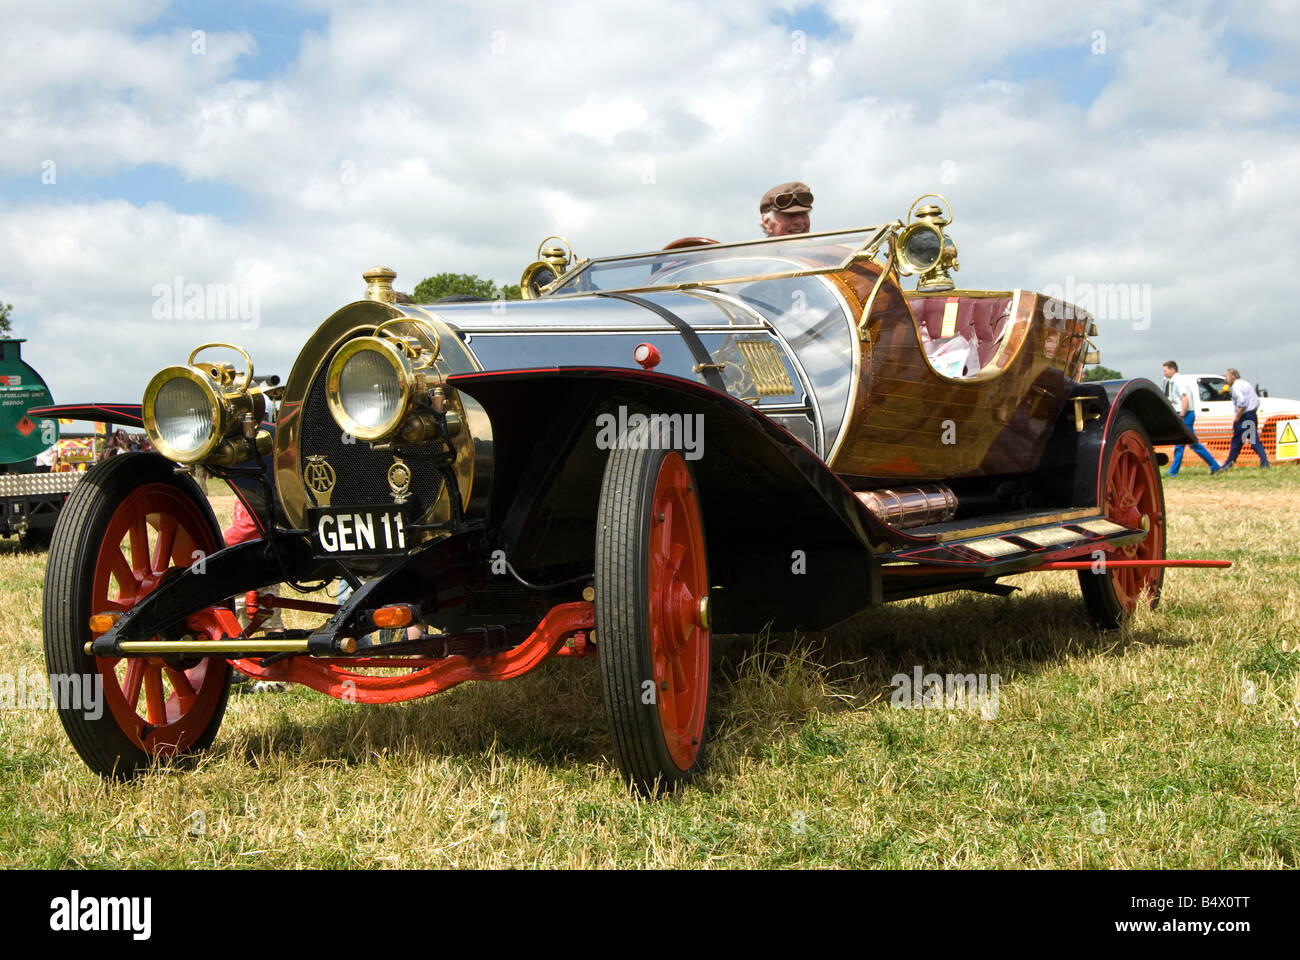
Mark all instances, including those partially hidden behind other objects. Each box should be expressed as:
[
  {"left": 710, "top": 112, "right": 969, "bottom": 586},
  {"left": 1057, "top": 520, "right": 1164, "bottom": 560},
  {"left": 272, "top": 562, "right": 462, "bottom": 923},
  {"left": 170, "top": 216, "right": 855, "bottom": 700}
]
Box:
[
  {"left": 1220, "top": 367, "right": 1271, "bottom": 471},
  {"left": 1161, "top": 361, "right": 1221, "bottom": 476}
]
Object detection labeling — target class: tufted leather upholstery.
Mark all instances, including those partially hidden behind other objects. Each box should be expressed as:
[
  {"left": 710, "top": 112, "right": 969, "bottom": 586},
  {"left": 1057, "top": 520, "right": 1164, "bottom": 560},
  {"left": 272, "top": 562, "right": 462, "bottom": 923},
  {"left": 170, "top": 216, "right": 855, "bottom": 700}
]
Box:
[{"left": 908, "top": 295, "right": 1014, "bottom": 374}]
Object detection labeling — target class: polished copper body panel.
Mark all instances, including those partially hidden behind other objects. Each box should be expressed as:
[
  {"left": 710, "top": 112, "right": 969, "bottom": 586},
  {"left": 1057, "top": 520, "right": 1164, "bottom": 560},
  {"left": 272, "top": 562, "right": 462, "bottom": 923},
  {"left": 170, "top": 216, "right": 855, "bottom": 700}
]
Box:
[{"left": 818, "top": 260, "right": 1089, "bottom": 479}]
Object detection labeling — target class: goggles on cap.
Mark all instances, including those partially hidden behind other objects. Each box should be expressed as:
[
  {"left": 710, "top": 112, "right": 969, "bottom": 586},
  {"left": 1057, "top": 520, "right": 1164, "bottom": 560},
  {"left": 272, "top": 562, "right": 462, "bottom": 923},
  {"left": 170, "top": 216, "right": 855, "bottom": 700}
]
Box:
[{"left": 770, "top": 190, "right": 814, "bottom": 211}]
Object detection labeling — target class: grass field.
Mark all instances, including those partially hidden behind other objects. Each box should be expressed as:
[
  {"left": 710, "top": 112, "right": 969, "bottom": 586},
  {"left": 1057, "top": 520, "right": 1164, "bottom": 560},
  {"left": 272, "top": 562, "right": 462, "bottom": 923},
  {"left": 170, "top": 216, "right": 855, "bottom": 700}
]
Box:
[{"left": 1, "top": 462, "right": 1296, "bottom": 868}]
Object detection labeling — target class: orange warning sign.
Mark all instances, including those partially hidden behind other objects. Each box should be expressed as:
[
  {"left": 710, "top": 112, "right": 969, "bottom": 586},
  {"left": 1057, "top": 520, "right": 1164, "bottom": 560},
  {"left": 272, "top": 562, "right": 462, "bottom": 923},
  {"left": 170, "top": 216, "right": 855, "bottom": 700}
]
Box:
[{"left": 15, "top": 416, "right": 34, "bottom": 437}]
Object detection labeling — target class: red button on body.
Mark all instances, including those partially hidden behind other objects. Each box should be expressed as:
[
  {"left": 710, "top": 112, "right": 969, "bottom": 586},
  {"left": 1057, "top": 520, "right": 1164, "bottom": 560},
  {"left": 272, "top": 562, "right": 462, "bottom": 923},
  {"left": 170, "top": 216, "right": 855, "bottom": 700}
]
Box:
[{"left": 634, "top": 342, "right": 661, "bottom": 370}]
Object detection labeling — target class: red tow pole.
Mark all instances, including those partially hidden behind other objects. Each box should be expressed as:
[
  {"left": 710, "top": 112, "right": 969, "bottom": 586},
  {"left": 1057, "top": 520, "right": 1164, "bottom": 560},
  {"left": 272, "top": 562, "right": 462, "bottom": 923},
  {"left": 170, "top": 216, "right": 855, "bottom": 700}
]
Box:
[{"left": 1035, "top": 560, "right": 1232, "bottom": 570}]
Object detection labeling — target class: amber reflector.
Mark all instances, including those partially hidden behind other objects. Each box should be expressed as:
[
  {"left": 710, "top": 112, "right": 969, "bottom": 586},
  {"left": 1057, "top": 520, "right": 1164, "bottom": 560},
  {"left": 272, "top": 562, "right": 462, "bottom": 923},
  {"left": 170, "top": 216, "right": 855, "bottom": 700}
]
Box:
[
  {"left": 88, "top": 613, "right": 121, "bottom": 633},
  {"left": 373, "top": 606, "right": 412, "bottom": 629}
]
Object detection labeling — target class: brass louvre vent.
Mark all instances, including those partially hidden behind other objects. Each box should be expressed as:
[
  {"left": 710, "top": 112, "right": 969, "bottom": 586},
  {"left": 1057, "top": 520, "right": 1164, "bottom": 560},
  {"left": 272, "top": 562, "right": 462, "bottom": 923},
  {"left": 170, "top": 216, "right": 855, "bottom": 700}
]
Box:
[
  {"left": 735, "top": 339, "right": 795, "bottom": 396},
  {"left": 1076, "top": 518, "right": 1128, "bottom": 535},
  {"left": 1017, "top": 527, "right": 1084, "bottom": 547},
  {"left": 965, "top": 538, "right": 1021, "bottom": 558}
]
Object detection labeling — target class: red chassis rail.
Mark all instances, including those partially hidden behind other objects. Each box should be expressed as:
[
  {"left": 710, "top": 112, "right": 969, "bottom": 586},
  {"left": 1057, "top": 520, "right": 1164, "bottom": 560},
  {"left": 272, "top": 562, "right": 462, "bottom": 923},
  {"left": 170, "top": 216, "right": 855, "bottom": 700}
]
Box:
[
  {"left": 186, "top": 552, "right": 1226, "bottom": 706},
  {"left": 196, "top": 601, "right": 596, "bottom": 705}
]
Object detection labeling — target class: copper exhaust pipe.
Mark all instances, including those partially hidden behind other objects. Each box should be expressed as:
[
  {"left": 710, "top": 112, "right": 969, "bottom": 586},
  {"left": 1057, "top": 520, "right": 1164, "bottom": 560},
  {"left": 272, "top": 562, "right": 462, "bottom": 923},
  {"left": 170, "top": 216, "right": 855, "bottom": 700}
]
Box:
[{"left": 855, "top": 484, "right": 957, "bottom": 529}]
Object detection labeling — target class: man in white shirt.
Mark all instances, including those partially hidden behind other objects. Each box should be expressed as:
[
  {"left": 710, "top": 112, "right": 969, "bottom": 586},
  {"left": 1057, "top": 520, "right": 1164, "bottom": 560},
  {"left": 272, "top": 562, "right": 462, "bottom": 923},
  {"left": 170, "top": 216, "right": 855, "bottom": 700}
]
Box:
[
  {"left": 1220, "top": 368, "right": 1270, "bottom": 470},
  {"left": 1161, "top": 361, "right": 1221, "bottom": 476}
]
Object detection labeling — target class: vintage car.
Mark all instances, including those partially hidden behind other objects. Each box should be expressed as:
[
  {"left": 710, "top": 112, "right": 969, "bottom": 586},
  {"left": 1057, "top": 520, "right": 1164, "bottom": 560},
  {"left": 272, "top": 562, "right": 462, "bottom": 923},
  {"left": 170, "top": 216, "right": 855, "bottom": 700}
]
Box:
[{"left": 39, "top": 196, "right": 1228, "bottom": 791}]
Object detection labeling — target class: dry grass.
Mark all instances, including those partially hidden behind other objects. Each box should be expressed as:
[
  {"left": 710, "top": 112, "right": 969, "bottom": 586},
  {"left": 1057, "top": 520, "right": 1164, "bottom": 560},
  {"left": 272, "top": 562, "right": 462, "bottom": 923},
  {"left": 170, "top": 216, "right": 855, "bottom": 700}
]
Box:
[{"left": 1, "top": 464, "right": 1296, "bottom": 868}]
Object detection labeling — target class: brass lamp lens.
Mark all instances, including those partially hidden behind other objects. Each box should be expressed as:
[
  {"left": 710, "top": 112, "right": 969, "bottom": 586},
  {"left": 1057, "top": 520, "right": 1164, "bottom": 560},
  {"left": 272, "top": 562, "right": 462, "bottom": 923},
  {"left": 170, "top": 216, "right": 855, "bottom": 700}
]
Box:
[
  {"left": 325, "top": 338, "right": 412, "bottom": 441},
  {"left": 156, "top": 379, "right": 214, "bottom": 450},
  {"left": 143, "top": 367, "right": 222, "bottom": 462},
  {"left": 899, "top": 222, "right": 944, "bottom": 274},
  {"left": 520, "top": 262, "right": 557, "bottom": 300},
  {"left": 340, "top": 351, "right": 401, "bottom": 429}
]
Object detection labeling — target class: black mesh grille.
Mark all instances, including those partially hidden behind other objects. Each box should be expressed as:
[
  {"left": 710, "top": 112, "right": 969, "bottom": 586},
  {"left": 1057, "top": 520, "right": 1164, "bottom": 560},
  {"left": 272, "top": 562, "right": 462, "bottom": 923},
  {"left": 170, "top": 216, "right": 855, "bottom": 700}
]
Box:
[
  {"left": 300, "top": 344, "right": 446, "bottom": 512},
  {"left": 465, "top": 581, "right": 543, "bottom": 618}
]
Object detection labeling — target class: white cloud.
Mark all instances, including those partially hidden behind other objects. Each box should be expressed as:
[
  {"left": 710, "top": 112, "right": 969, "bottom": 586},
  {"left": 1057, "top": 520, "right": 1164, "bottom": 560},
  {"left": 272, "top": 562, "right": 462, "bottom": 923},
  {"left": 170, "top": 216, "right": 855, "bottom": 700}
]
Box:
[
  {"left": 0, "top": 0, "right": 1298, "bottom": 406},
  {"left": 1087, "top": 12, "right": 1293, "bottom": 129},
  {"left": 561, "top": 98, "right": 649, "bottom": 142}
]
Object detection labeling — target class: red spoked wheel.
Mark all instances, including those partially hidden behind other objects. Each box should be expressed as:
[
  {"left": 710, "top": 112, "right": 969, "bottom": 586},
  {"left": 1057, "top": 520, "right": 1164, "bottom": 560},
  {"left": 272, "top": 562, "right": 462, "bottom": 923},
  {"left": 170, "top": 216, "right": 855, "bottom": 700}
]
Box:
[
  {"left": 596, "top": 446, "right": 711, "bottom": 793},
  {"left": 1079, "top": 412, "right": 1166, "bottom": 628},
  {"left": 43, "top": 453, "right": 232, "bottom": 779}
]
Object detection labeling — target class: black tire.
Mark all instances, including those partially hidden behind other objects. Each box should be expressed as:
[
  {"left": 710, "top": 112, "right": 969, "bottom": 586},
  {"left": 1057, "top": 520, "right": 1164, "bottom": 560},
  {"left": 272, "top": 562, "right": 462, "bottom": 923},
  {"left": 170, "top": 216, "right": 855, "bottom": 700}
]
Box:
[
  {"left": 1078, "top": 412, "right": 1166, "bottom": 629},
  {"left": 43, "top": 453, "right": 231, "bottom": 779},
  {"left": 596, "top": 445, "right": 711, "bottom": 794}
]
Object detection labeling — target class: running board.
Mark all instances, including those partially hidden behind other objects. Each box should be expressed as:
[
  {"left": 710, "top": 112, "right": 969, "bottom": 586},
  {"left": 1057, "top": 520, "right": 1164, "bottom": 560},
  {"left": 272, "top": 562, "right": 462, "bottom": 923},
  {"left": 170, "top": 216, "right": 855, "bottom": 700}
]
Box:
[{"left": 880, "top": 514, "right": 1147, "bottom": 573}]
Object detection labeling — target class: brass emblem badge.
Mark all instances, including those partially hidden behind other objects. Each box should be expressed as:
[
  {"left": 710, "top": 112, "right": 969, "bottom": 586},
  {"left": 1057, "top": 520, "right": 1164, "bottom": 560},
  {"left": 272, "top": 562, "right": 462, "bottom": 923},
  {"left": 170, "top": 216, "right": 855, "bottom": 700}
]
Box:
[
  {"left": 387, "top": 457, "right": 412, "bottom": 504},
  {"left": 303, "top": 455, "right": 337, "bottom": 507}
]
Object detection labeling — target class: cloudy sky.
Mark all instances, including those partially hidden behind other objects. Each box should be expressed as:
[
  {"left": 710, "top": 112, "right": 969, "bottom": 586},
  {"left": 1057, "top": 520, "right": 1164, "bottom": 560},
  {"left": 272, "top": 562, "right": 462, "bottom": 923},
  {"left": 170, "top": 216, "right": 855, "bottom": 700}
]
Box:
[{"left": 2, "top": 0, "right": 1299, "bottom": 407}]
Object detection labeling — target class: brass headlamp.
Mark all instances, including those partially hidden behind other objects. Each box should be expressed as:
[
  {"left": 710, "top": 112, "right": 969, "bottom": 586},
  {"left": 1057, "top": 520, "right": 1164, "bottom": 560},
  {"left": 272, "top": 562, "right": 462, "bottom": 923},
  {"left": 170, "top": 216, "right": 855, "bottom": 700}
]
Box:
[
  {"left": 325, "top": 316, "right": 447, "bottom": 443},
  {"left": 142, "top": 344, "right": 268, "bottom": 465},
  {"left": 520, "top": 236, "right": 575, "bottom": 299},
  {"left": 898, "top": 195, "right": 960, "bottom": 292}
]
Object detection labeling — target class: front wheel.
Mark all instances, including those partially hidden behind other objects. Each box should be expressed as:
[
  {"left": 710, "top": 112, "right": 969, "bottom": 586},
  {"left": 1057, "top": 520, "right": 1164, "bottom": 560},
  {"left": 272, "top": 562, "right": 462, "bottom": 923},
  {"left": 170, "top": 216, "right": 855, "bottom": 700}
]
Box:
[
  {"left": 1078, "top": 412, "right": 1167, "bottom": 628},
  {"left": 43, "top": 453, "right": 231, "bottom": 779},
  {"left": 596, "top": 446, "right": 711, "bottom": 793}
]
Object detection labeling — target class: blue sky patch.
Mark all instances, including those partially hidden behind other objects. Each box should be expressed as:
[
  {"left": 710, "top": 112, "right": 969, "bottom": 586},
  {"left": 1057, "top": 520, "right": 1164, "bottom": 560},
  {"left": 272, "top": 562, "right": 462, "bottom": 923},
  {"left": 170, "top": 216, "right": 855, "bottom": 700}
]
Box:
[
  {"left": 0, "top": 164, "right": 250, "bottom": 219},
  {"left": 993, "top": 39, "right": 1117, "bottom": 109},
  {"left": 138, "top": 0, "right": 327, "bottom": 81},
  {"left": 769, "top": 2, "right": 839, "bottom": 41}
]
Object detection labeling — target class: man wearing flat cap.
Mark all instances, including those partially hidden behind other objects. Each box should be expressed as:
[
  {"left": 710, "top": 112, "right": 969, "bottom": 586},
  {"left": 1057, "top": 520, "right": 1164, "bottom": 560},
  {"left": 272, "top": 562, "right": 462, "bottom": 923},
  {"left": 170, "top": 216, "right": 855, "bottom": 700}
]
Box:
[{"left": 760, "top": 181, "right": 813, "bottom": 237}]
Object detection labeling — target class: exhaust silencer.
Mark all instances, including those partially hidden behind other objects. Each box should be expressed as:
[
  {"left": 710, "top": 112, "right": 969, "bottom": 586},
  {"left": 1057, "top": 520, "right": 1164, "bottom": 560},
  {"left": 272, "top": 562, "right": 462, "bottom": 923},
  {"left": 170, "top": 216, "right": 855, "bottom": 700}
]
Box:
[{"left": 855, "top": 484, "right": 957, "bottom": 529}]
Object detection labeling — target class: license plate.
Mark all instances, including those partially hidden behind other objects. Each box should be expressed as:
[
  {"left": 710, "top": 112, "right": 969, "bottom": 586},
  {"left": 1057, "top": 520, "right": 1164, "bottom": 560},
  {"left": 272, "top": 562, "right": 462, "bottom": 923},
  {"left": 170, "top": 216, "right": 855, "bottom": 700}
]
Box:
[{"left": 309, "top": 505, "right": 409, "bottom": 557}]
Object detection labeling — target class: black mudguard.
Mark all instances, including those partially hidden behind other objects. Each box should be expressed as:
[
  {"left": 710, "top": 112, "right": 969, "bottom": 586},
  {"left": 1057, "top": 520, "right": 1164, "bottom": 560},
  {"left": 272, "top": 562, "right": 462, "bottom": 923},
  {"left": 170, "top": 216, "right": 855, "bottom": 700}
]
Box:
[
  {"left": 448, "top": 367, "right": 901, "bottom": 632},
  {"left": 30, "top": 402, "right": 278, "bottom": 533},
  {"left": 1034, "top": 378, "right": 1192, "bottom": 511}
]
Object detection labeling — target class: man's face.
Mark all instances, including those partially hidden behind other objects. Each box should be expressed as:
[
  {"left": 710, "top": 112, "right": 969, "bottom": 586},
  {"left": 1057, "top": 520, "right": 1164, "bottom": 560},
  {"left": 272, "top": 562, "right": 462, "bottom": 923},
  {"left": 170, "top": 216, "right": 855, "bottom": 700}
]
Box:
[
  {"left": 1225, "top": 370, "right": 1237, "bottom": 385},
  {"left": 1162, "top": 364, "right": 1176, "bottom": 380},
  {"left": 763, "top": 209, "right": 810, "bottom": 237}
]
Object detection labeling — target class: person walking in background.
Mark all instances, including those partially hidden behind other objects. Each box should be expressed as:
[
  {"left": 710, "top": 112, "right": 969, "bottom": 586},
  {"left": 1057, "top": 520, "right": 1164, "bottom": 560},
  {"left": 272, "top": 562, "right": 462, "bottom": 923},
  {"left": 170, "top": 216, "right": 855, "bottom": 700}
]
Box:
[
  {"left": 1161, "top": 361, "right": 1221, "bottom": 477},
  {"left": 1220, "top": 368, "right": 1271, "bottom": 471}
]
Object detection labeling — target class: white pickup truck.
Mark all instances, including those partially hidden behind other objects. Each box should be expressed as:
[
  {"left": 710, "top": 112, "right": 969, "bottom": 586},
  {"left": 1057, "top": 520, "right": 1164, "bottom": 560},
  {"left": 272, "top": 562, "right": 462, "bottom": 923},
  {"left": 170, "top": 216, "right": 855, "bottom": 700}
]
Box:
[{"left": 1177, "top": 373, "right": 1299, "bottom": 463}]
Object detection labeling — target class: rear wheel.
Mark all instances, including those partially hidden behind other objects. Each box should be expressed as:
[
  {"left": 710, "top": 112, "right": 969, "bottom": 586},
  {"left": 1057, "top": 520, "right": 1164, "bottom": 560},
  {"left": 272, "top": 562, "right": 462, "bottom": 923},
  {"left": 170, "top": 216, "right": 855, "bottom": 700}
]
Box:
[
  {"left": 596, "top": 446, "right": 711, "bottom": 793},
  {"left": 43, "top": 453, "right": 231, "bottom": 779},
  {"left": 1079, "top": 412, "right": 1166, "bottom": 628}
]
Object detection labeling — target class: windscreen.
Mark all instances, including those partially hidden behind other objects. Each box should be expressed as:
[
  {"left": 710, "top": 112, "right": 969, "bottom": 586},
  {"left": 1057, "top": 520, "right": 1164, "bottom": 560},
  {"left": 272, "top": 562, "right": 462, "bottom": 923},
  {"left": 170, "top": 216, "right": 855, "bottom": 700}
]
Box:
[{"left": 551, "top": 230, "right": 879, "bottom": 295}]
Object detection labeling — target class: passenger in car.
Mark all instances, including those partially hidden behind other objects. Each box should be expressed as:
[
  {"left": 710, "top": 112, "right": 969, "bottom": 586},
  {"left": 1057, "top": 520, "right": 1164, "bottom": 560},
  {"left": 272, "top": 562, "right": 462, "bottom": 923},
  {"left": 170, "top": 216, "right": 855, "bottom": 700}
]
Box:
[{"left": 759, "top": 181, "right": 813, "bottom": 237}]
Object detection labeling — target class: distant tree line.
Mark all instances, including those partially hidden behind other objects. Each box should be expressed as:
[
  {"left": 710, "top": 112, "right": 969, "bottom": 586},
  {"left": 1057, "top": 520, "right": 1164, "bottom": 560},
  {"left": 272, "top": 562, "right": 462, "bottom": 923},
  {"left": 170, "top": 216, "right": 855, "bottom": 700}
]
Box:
[
  {"left": 1082, "top": 365, "right": 1123, "bottom": 382},
  {"left": 411, "top": 273, "right": 522, "bottom": 303}
]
